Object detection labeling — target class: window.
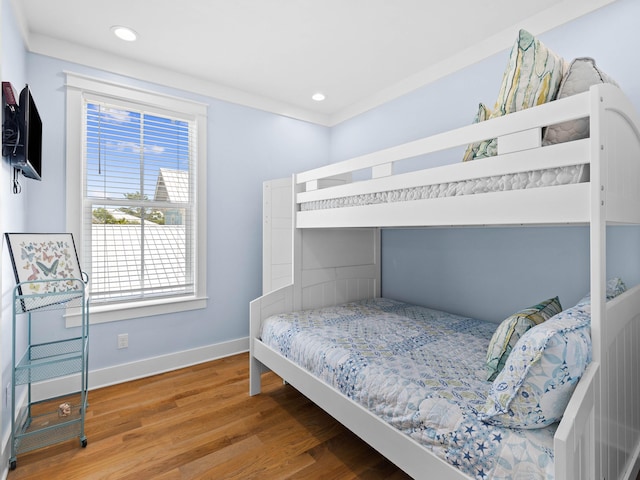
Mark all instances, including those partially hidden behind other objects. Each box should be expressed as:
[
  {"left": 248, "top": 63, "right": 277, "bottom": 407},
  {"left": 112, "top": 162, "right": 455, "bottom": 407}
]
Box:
[{"left": 66, "top": 74, "right": 207, "bottom": 325}]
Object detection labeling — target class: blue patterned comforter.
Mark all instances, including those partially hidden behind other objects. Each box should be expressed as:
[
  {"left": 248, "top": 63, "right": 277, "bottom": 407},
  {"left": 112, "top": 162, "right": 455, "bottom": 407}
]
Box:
[{"left": 260, "top": 298, "right": 556, "bottom": 479}]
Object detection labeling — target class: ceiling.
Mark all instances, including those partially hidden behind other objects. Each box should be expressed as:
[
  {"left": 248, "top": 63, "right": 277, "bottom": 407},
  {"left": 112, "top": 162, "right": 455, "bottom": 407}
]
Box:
[{"left": 10, "top": 0, "right": 615, "bottom": 125}]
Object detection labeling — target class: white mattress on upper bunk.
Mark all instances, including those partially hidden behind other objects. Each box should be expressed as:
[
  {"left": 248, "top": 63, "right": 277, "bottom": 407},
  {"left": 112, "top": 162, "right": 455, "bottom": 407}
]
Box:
[
  {"left": 260, "top": 298, "right": 557, "bottom": 480},
  {"left": 301, "top": 164, "right": 587, "bottom": 211}
]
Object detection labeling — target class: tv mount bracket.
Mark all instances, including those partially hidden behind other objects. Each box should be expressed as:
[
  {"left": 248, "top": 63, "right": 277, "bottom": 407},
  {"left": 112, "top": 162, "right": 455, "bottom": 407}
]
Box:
[{"left": 2, "top": 82, "right": 23, "bottom": 193}]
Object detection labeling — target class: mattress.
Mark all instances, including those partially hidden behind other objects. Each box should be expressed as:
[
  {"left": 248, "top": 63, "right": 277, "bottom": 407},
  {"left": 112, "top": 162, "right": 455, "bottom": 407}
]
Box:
[
  {"left": 301, "top": 164, "right": 587, "bottom": 211},
  {"left": 260, "top": 298, "right": 556, "bottom": 479}
]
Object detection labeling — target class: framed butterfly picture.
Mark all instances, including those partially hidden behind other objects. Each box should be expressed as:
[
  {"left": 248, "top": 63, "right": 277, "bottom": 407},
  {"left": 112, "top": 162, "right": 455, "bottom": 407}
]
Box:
[{"left": 5, "top": 233, "right": 84, "bottom": 302}]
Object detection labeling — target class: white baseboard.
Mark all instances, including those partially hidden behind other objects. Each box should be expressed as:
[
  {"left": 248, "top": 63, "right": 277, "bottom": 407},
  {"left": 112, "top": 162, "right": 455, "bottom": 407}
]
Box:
[
  {"left": 0, "top": 453, "right": 7, "bottom": 480},
  {"left": 31, "top": 336, "right": 249, "bottom": 402},
  {"left": 626, "top": 440, "right": 640, "bottom": 480}
]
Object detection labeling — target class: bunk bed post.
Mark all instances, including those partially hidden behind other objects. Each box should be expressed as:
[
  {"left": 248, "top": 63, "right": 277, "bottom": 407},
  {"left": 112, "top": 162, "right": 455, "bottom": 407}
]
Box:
[
  {"left": 249, "top": 284, "right": 295, "bottom": 395},
  {"left": 589, "top": 84, "right": 640, "bottom": 480},
  {"left": 292, "top": 176, "right": 304, "bottom": 311},
  {"left": 249, "top": 299, "right": 265, "bottom": 396},
  {"left": 588, "top": 82, "right": 607, "bottom": 480},
  {"left": 589, "top": 86, "right": 606, "bottom": 366}
]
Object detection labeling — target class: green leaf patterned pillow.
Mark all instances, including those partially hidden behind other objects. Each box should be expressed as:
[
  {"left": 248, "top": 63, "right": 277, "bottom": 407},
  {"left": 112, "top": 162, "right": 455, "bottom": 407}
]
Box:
[
  {"left": 485, "top": 296, "right": 562, "bottom": 381},
  {"left": 464, "top": 29, "right": 565, "bottom": 162}
]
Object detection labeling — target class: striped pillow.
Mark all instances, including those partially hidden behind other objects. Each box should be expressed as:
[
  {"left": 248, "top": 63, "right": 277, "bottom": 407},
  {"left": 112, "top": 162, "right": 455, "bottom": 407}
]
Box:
[{"left": 485, "top": 296, "right": 562, "bottom": 381}]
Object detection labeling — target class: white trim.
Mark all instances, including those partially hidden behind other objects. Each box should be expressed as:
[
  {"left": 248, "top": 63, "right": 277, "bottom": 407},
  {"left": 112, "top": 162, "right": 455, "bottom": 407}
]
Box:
[
  {"left": 0, "top": 429, "right": 9, "bottom": 480},
  {"left": 30, "top": 34, "right": 331, "bottom": 126},
  {"left": 629, "top": 446, "right": 640, "bottom": 480},
  {"left": 1, "top": 386, "right": 28, "bottom": 479},
  {"left": 65, "top": 71, "right": 208, "bottom": 115},
  {"left": 16, "top": 0, "right": 616, "bottom": 126},
  {"left": 30, "top": 338, "right": 249, "bottom": 402},
  {"left": 65, "top": 295, "right": 208, "bottom": 327},
  {"left": 65, "top": 72, "right": 208, "bottom": 326}
]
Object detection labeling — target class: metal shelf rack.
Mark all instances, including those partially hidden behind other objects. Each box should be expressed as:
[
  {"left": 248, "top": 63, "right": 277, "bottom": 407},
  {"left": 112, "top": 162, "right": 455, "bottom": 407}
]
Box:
[{"left": 9, "top": 278, "right": 89, "bottom": 470}]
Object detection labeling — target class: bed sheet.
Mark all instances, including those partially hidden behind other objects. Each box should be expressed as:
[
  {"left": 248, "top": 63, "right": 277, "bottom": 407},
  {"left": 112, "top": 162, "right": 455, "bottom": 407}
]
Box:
[
  {"left": 260, "top": 298, "right": 556, "bottom": 479},
  {"left": 300, "top": 164, "right": 587, "bottom": 211}
]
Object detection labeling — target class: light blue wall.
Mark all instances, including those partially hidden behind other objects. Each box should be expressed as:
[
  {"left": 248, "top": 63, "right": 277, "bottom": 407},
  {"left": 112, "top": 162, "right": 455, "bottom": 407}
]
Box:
[
  {"left": 381, "top": 227, "right": 588, "bottom": 322},
  {"left": 20, "top": 53, "right": 330, "bottom": 371},
  {"left": 382, "top": 226, "right": 640, "bottom": 322},
  {"left": 1, "top": 0, "right": 30, "bottom": 445},
  {"left": 330, "top": 0, "right": 640, "bottom": 321}
]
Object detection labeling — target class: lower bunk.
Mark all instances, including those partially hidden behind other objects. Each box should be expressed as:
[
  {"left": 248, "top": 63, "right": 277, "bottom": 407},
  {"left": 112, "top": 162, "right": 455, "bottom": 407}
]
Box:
[{"left": 250, "top": 285, "right": 640, "bottom": 480}]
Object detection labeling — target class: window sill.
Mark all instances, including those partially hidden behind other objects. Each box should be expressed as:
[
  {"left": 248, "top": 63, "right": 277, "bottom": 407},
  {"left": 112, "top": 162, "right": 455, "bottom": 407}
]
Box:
[{"left": 64, "top": 295, "right": 208, "bottom": 327}]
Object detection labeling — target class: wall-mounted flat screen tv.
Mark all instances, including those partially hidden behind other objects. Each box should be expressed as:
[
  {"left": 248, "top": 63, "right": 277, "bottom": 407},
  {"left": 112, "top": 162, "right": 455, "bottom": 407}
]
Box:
[{"left": 10, "top": 85, "right": 42, "bottom": 180}]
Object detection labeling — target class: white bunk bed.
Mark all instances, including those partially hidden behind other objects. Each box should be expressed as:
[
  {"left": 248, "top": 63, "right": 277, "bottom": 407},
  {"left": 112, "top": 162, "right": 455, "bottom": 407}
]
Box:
[{"left": 250, "top": 83, "right": 640, "bottom": 480}]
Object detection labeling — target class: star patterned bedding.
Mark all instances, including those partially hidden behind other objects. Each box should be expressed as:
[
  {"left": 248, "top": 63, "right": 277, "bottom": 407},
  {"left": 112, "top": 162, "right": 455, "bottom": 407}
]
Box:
[
  {"left": 300, "top": 164, "right": 587, "bottom": 211},
  {"left": 260, "top": 298, "right": 557, "bottom": 479}
]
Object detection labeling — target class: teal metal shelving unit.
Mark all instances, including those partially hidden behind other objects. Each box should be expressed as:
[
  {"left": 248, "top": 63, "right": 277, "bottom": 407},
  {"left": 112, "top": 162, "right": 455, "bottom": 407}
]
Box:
[{"left": 9, "top": 278, "right": 89, "bottom": 470}]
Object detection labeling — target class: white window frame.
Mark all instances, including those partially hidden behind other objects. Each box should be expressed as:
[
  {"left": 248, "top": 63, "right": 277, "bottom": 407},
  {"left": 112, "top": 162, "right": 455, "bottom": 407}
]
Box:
[{"left": 65, "top": 72, "right": 208, "bottom": 326}]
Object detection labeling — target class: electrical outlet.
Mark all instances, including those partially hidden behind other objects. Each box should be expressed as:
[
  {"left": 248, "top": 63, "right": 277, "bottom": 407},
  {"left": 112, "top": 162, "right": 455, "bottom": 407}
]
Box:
[{"left": 117, "top": 333, "right": 129, "bottom": 349}]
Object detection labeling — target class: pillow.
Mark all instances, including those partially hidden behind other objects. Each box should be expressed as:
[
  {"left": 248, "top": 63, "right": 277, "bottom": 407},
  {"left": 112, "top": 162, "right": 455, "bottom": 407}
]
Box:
[
  {"left": 542, "top": 57, "right": 618, "bottom": 146},
  {"left": 493, "top": 29, "right": 565, "bottom": 115},
  {"left": 464, "top": 29, "right": 565, "bottom": 161},
  {"left": 485, "top": 296, "right": 562, "bottom": 381},
  {"left": 575, "top": 277, "right": 627, "bottom": 307},
  {"left": 479, "top": 304, "right": 592, "bottom": 428},
  {"left": 605, "top": 277, "right": 627, "bottom": 299},
  {"left": 462, "top": 103, "right": 493, "bottom": 162}
]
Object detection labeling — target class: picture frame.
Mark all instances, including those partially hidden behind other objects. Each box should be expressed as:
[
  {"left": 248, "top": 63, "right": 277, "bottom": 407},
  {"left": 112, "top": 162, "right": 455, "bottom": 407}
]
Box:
[{"left": 4, "top": 233, "right": 84, "bottom": 307}]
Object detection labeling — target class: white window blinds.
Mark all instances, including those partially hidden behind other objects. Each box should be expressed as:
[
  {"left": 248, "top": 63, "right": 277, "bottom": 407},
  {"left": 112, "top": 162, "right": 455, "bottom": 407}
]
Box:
[{"left": 83, "top": 101, "right": 196, "bottom": 305}]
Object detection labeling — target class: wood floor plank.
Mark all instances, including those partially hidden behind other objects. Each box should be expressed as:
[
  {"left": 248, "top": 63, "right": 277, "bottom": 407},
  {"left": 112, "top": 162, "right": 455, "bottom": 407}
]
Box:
[{"left": 7, "top": 353, "right": 410, "bottom": 480}]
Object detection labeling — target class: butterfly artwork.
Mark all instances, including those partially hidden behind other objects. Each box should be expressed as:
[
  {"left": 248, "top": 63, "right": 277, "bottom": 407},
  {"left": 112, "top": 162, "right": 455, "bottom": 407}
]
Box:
[{"left": 4, "top": 233, "right": 84, "bottom": 309}]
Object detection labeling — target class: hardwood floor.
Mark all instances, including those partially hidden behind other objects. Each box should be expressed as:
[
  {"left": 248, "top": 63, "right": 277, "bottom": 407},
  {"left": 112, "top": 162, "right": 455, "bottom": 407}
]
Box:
[{"left": 7, "top": 353, "right": 411, "bottom": 480}]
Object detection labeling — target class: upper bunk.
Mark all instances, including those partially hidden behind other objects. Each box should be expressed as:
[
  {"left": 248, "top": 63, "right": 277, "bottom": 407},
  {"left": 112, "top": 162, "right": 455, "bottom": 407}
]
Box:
[{"left": 295, "top": 84, "right": 640, "bottom": 229}]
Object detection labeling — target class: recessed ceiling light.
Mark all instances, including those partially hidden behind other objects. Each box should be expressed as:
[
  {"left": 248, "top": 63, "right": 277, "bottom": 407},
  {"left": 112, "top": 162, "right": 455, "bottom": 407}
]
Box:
[
  {"left": 312, "top": 92, "right": 326, "bottom": 102},
  {"left": 111, "top": 26, "right": 138, "bottom": 42}
]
